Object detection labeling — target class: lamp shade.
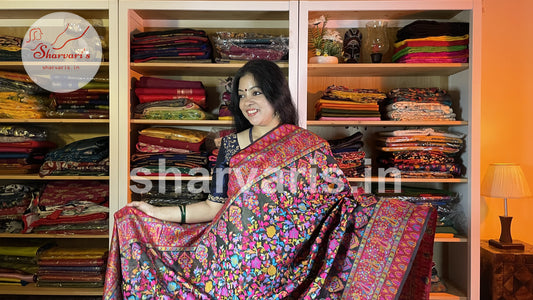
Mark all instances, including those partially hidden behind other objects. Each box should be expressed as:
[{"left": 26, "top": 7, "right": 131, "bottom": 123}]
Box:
[{"left": 481, "top": 163, "right": 531, "bottom": 198}]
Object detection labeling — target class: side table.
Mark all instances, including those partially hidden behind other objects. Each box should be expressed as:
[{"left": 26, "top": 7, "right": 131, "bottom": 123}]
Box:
[{"left": 480, "top": 240, "right": 533, "bottom": 300}]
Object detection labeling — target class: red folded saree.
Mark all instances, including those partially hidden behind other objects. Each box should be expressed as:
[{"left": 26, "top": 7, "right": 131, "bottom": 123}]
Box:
[{"left": 104, "top": 124, "right": 436, "bottom": 299}]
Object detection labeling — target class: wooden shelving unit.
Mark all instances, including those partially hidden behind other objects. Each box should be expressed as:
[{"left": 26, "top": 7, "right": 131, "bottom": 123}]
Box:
[
  {"left": 0, "top": 0, "right": 118, "bottom": 297},
  {"left": 299, "top": 1, "right": 480, "bottom": 299}
]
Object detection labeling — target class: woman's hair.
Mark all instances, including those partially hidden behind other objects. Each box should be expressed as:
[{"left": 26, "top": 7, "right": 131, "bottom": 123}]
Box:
[{"left": 229, "top": 59, "right": 298, "bottom": 132}]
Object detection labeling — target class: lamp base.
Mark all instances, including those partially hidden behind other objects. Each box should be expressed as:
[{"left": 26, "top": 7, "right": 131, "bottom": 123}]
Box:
[{"left": 489, "top": 239, "right": 525, "bottom": 250}]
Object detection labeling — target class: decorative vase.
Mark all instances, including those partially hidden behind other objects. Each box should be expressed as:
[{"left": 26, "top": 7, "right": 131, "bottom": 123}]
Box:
[
  {"left": 370, "top": 53, "right": 383, "bottom": 63},
  {"left": 365, "top": 20, "right": 389, "bottom": 63},
  {"left": 309, "top": 55, "right": 339, "bottom": 64}
]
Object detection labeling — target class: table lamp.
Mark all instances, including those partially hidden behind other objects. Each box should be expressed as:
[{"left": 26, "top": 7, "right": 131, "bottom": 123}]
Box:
[{"left": 481, "top": 163, "right": 531, "bottom": 250}]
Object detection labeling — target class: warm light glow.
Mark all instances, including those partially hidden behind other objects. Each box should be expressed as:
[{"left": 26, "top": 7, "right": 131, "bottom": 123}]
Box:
[{"left": 481, "top": 163, "right": 531, "bottom": 199}]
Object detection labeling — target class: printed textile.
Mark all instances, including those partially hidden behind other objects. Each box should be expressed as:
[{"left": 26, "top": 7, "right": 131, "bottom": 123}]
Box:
[{"left": 104, "top": 124, "right": 436, "bottom": 299}]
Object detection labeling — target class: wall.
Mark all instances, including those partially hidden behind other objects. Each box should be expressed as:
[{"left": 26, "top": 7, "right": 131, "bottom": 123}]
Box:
[{"left": 481, "top": 0, "right": 533, "bottom": 244}]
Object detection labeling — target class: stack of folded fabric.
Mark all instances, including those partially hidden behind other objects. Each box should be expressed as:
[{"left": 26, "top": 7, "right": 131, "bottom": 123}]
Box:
[
  {"left": 392, "top": 20, "right": 469, "bottom": 63},
  {"left": 36, "top": 247, "right": 108, "bottom": 288},
  {"left": 382, "top": 87, "right": 456, "bottom": 121},
  {"left": 376, "top": 128, "right": 464, "bottom": 178},
  {"left": 213, "top": 31, "right": 289, "bottom": 62},
  {"left": 327, "top": 132, "right": 367, "bottom": 178},
  {"left": 0, "top": 70, "right": 51, "bottom": 119},
  {"left": 131, "top": 28, "right": 212, "bottom": 63},
  {"left": 48, "top": 78, "right": 109, "bottom": 119},
  {"left": 374, "top": 184, "right": 466, "bottom": 238},
  {"left": 0, "top": 241, "right": 53, "bottom": 286},
  {"left": 39, "top": 136, "right": 109, "bottom": 177},
  {"left": 315, "top": 85, "right": 386, "bottom": 121},
  {"left": 0, "top": 125, "right": 56, "bottom": 175},
  {"left": 22, "top": 180, "right": 109, "bottom": 234},
  {"left": 131, "top": 127, "right": 209, "bottom": 177},
  {"left": 133, "top": 76, "right": 210, "bottom": 120},
  {"left": 0, "top": 183, "right": 40, "bottom": 233},
  {"left": 0, "top": 34, "right": 22, "bottom": 61}
]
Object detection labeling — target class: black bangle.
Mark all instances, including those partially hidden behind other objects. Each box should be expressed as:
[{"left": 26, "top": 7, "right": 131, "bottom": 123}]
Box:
[{"left": 180, "top": 204, "right": 186, "bottom": 223}]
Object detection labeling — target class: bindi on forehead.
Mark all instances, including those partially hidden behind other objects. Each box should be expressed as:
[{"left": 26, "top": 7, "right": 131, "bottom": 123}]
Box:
[{"left": 239, "top": 85, "right": 260, "bottom": 92}]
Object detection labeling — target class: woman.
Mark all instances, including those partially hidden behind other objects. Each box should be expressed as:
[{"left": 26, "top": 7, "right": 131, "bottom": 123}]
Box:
[{"left": 104, "top": 59, "right": 436, "bottom": 299}]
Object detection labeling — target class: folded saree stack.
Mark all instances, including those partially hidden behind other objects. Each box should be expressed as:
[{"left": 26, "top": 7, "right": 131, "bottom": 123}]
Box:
[
  {"left": 133, "top": 76, "right": 210, "bottom": 120},
  {"left": 0, "top": 34, "right": 22, "bottom": 61},
  {"left": 38, "top": 136, "right": 109, "bottom": 177},
  {"left": 0, "top": 71, "right": 52, "bottom": 119},
  {"left": 328, "top": 131, "right": 367, "bottom": 177},
  {"left": 131, "top": 127, "right": 209, "bottom": 177},
  {"left": 213, "top": 31, "right": 289, "bottom": 62},
  {"left": 382, "top": 87, "right": 456, "bottom": 121},
  {"left": 36, "top": 247, "right": 108, "bottom": 288},
  {"left": 393, "top": 20, "right": 469, "bottom": 63},
  {"left": 315, "top": 85, "right": 385, "bottom": 120},
  {"left": 22, "top": 180, "right": 109, "bottom": 234},
  {"left": 0, "top": 125, "right": 56, "bottom": 175},
  {"left": 47, "top": 78, "right": 109, "bottom": 119},
  {"left": 0, "top": 241, "right": 53, "bottom": 286},
  {"left": 374, "top": 184, "right": 465, "bottom": 236},
  {"left": 0, "top": 183, "right": 40, "bottom": 234},
  {"left": 131, "top": 28, "right": 212, "bottom": 63},
  {"left": 377, "top": 128, "right": 465, "bottom": 178}
]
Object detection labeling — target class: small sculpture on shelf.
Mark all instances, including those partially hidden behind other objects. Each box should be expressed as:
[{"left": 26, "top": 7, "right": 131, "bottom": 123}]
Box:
[{"left": 343, "top": 28, "right": 363, "bottom": 63}]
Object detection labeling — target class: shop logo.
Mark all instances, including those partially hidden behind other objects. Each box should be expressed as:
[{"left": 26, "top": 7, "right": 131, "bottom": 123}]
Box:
[{"left": 22, "top": 12, "right": 102, "bottom": 93}]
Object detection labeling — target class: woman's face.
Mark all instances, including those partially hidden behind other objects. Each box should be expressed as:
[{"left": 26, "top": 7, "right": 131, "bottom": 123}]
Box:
[{"left": 238, "top": 73, "right": 279, "bottom": 128}]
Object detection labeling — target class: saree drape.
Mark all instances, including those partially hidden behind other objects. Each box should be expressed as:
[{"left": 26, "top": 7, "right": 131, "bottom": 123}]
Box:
[{"left": 104, "top": 124, "right": 436, "bottom": 299}]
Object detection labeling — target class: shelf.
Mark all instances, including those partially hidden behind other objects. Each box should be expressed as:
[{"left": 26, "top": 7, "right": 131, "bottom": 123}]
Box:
[
  {"left": 0, "top": 119, "right": 109, "bottom": 124},
  {"left": 348, "top": 177, "right": 467, "bottom": 183},
  {"left": 0, "top": 175, "right": 109, "bottom": 180},
  {"left": 307, "top": 10, "right": 465, "bottom": 22},
  {"left": 131, "top": 175, "right": 211, "bottom": 181},
  {"left": 0, "top": 284, "right": 103, "bottom": 296},
  {"left": 132, "top": 9, "right": 289, "bottom": 21},
  {"left": 132, "top": 176, "right": 468, "bottom": 183},
  {"left": 130, "top": 119, "right": 233, "bottom": 126},
  {"left": 429, "top": 281, "right": 467, "bottom": 300},
  {"left": 0, "top": 1, "right": 110, "bottom": 12},
  {"left": 130, "top": 62, "right": 289, "bottom": 76},
  {"left": 435, "top": 236, "right": 468, "bottom": 243},
  {"left": 307, "top": 63, "right": 469, "bottom": 77},
  {"left": 307, "top": 120, "right": 468, "bottom": 126},
  {"left": 0, "top": 62, "right": 109, "bottom": 74},
  {"left": 0, "top": 233, "right": 108, "bottom": 239}
]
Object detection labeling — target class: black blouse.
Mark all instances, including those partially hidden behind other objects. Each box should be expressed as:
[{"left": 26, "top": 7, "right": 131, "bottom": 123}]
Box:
[{"left": 207, "top": 133, "right": 240, "bottom": 204}]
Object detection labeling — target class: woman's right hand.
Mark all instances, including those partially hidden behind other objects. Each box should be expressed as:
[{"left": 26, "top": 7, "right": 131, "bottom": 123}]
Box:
[{"left": 126, "top": 201, "right": 156, "bottom": 217}]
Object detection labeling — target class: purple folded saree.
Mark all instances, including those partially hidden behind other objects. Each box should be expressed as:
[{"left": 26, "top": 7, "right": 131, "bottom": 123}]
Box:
[{"left": 104, "top": 124, "right": 436, "bottom": 299}]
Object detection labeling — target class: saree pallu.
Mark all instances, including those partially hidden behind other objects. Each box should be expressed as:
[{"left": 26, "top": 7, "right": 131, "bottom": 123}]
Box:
[{"left": 104, "top": 124, "right": 436, "bottom": 299}]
